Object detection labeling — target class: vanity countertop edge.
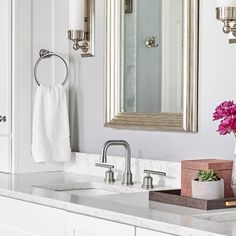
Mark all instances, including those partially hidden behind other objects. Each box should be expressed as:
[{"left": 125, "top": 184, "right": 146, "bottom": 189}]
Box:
[{"left": 0, "top": 171, "right": 232, "bottom": 236}]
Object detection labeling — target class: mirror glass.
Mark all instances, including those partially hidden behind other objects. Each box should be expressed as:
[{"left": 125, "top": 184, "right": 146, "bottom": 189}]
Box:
[
  {"left": 105, "top": 0, "right": 198, "bottom": 132},
  {"left": 124, "top": 0, "right": 183, "bottom": 113}
]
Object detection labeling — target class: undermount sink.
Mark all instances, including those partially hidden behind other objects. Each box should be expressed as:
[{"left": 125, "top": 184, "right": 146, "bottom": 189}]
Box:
[
  {"left": 34, "top": 181, "right": 142, "bottom": 197},
  {"left": 56, "top": 188, "right": 118, "bottom": 196}
]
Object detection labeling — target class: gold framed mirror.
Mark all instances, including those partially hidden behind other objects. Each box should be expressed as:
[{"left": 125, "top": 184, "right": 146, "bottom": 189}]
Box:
[{"left": 104, "top": 0, "right": 199, "bottom": 132}]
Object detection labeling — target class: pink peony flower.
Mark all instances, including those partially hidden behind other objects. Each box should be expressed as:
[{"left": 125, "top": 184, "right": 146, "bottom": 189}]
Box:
[
  {"left": 213, "top": 101, "right": 236, "bottom": 120},
  {"left": 213, "top": 101, "right": 236, "bottom": 136}
]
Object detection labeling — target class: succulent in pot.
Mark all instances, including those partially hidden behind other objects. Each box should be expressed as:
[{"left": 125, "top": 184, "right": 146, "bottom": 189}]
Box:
[{"left": 192, "top": 169, "right": 224, "bottom": 200}]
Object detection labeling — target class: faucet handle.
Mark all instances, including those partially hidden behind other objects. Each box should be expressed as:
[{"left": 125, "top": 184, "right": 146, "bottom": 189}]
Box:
[
  {"left": 144, "top": 169, "right": 166, "bottom": 176},
  {"left": 95, "top": 163, "right": 114, "bottom": 169},
  {"left": 95, "top": 163, "right": 115, "bottom": 183},
  {"left": 142, "top": 169, "right": 166, "bottom": 189}
]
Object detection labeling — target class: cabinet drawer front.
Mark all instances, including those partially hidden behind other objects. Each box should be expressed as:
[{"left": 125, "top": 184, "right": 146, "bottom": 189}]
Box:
[
  {"left": 0, "top": 226, "right": 34, "bottom": 236},
  {"left": 0, "top": 196, "right": 65, "bottom": 223},
  {"left": 0, "top": 196, "right": 66, "bottom": 236},
  {"left": 0, "top": 137, "right": 11, "bottom": 173},
  {"left": 67, "top": 212, "right": 135, "bottom": 236},
  {"left": 137, "top": 227, "right": 174, "bottom": 236}
]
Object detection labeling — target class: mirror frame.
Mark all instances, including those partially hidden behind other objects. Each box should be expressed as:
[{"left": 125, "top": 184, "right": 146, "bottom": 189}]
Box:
[{"left": 104, "top": 0, "right": 199, "bottom": 132}]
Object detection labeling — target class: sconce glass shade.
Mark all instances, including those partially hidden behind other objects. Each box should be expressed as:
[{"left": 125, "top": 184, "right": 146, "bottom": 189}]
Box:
[
  {"left": 217, "top": 0, "right": 236, "bottom": 7},
  {"left": 69, "top": 0, "right": 85, "bottom": 30},
  {"left": 68, "top": 0, "right": 95, "bottom": 56}
]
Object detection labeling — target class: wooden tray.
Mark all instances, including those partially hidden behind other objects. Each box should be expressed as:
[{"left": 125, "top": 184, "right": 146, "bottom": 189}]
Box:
[{"left": 149, "top": 189, "right": 236, "bottom": 210}]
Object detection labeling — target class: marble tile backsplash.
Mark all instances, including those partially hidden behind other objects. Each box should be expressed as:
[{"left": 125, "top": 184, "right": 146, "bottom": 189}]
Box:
[{"left": 64, "top": 153, "right": 181, "bottom": 188}]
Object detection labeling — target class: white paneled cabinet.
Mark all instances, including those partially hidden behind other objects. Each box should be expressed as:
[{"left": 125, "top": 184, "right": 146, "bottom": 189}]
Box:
[
  {"left": 0, "top": 0, "right": 12, "bottom": 172},
  {"left": 66, "top": 212, "right": 135, "bottom": 236},
  {"left": 137, "top": 227, "right": 174, "bottom": 236},
  {"left": 0, "top": 196, "right": 65, "bottom": 236},
  {"left": 0, "top": 196, "right": 135, "bottom": 236},
  {"left": 0, "top": 138, "right": 11, "bottom": 173},
  {"left": 0, "top": 196, "right": 179, "bottom": 236},
  {"left": 0, "top": 0, "right": 11, "bottom": 136}
]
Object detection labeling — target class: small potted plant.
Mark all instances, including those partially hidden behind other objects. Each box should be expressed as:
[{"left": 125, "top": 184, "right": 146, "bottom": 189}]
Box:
[{"left": 192, "top": 169, "right": 224, "bottom": 200}]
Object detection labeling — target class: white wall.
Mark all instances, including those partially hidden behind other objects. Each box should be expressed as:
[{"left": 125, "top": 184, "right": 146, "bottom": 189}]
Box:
[
  {"left": 12, "top": 0, "right": 69, "bottom": 173},
  {"left": 69, "top": 0, "right": 236, "bottom": 162}
]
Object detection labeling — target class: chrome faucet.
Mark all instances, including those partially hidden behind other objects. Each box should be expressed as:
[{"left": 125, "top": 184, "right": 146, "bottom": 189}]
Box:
[{"left": 100, "top": 140, "right": 133, "bottom": 186}]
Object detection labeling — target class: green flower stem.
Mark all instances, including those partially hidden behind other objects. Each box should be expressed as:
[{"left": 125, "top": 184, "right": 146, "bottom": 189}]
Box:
[{"left": 233, "top": 132, "right": 236, "bottom": 139}]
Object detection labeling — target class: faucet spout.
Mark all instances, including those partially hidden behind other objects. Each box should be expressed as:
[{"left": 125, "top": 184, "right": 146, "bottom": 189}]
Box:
[{"left": 100, "top": 140, "right": 133, "bottom": 186}]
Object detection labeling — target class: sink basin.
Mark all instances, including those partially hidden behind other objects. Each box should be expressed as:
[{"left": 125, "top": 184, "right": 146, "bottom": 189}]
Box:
[
  {"left": 56, "top": 188, "right": 118, "bottom": 196},
  {"left": 33, "top": 181, "right": 142, "bottom": 197}
]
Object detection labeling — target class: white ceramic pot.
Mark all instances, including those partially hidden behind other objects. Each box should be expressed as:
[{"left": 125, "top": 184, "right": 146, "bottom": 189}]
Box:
[{"left": 192, "top": 179, "right": 224, "bottom": 200}]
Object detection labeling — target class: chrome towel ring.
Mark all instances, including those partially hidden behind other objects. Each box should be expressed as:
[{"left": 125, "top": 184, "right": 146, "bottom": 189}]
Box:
[{"left": 34, "top": 49, "right": 69, "bottom": 86}]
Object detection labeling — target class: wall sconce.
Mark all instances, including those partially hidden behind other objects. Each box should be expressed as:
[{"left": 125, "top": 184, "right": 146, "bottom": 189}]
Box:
[
  {"left": 216, "top": 0, "right": 236, "bottom": 43},
  {"left": 68, "top": 0, "right": 95, "bottom": 57}
]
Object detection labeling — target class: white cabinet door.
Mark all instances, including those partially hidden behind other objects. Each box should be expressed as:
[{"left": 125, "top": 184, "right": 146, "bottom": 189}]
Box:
[
  {"left": 0, "top": 137, "right": 11, "bottom": 173},
  {"left": 0, "top": 0, "right": 11, "bottom": 135},
  {"left": 136, "top": 227, "right": 174, "bottom": 236},
  {"left": 0, "top": 196, "right": 66, "bottom": 236},
  {"left": 0, "top": 0, "right": 12, "bottom": 173},
  {"left": 66, "top": 212, "right": 135, "bottom": 236}
]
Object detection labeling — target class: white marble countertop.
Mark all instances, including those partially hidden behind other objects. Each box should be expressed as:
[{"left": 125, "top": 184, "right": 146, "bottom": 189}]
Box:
[{"left": 0, "top": 171, "right": 234, "bottom": 236}]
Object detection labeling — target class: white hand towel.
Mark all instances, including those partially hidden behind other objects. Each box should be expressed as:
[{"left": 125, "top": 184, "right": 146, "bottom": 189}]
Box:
[{"left": 32, "top": 85, "right": 71, "bottom": 163}]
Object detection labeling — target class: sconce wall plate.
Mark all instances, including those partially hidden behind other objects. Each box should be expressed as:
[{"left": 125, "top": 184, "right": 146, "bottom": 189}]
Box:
[
  {"left": 216, "top": 7, "right": 236, "bottom": 43},
  {"left": 68, "top": 0, "right": 95, "bottom": 57}
]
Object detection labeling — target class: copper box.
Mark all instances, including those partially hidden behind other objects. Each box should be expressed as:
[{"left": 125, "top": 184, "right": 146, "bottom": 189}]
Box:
[{"left": 181, "top": 159, "right": 233, "bottom": 198}]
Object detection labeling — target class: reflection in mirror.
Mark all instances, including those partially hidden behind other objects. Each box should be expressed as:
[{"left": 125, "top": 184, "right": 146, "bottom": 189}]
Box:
[
  {"left": 105, "top": 0, "right": 198, "bottom": 132},
  {"left": 124, "top": 0, "right": 183, "bottom": 113}
]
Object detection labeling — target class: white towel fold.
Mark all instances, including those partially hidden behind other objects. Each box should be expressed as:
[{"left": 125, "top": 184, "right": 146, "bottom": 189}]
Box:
[{"left": 32, "top": 85, "right": 71, "bottom": 163}]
